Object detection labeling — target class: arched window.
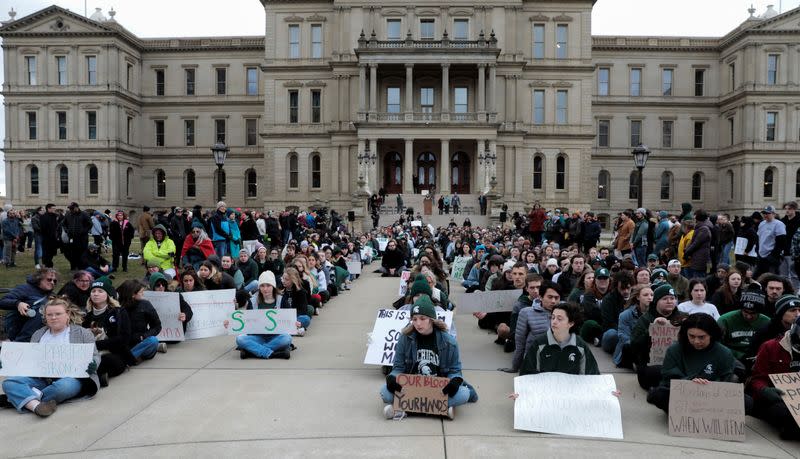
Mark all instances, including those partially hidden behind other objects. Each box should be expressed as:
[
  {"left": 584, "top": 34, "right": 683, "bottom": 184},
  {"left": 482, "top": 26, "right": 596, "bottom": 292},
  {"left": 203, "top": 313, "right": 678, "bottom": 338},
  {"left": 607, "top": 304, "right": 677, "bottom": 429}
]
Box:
[
  {"left": 556, "top": 155, "right": 566, "bottom": 190},
  {"left": 533, "top": 155, "right": 543, "bottom": 190},
  {"left": 764, "top": 167, "right": 775, "bottom": 198},
  {"left": 660, "top": 171, "right": 672, "bottom": 200},
  {"left": 691, "top": 172, "right": 702, "bottom": 201},
  {"left": 29, "top": 165, "right": 39, "bottom": 195},
  {"left": 185, "top": 169, "right": 196, "bottom": 198},
  {"left": 597, "top": 170, "right": 609, "bottom": 200},
  {"left": 246, "top": 169, "right": 258, "bottom": 198},
  {"left": 310, "top": 153, "right": 321, "bottom": 189},
  {"left": 289, "top": 153, "right": 299, "bottom": 188},
  {"left": 215, "top": 169, "right": 226, "bottom": 199},
  {"left": 155, "top": 169, "right": 166, "bottom": 198},
  {"left": 727, "top": 170, "right": 735, "bottom": 201},
  {"left": 126, "top": 167, "right": 133, "bottom": 198},
  {"left": 88, "top": 164, "right": 99, "bottom": 195},
  {"left": 58, "top": 165, "right": 69, "bottom": 194},
  {"left": 628, "top": 170, "right": 639, "bottom": 200}
]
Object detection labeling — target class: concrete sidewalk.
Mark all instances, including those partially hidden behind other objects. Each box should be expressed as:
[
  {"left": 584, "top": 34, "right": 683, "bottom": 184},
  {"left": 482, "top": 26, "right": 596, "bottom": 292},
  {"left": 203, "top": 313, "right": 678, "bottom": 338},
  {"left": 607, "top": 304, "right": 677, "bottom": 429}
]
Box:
[{"left": 0, "top": 269, "right": 797, "bottom": 459}]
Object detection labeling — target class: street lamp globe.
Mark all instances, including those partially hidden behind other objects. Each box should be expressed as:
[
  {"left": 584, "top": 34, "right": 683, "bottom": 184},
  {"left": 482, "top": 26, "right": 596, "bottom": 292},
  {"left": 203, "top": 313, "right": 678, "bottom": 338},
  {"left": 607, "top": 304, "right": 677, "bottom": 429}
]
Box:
[
  {"left": 632, "top": 144, "right": 650, "bottom": 169},
  {"left": 211, "top": 142, "right": 229, "bottom": 167}
]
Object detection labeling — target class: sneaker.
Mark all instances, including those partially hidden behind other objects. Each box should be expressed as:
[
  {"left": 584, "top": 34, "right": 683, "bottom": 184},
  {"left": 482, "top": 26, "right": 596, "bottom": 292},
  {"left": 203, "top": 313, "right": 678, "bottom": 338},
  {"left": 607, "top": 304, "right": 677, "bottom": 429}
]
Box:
[
  {"left": 313, "top": 308, "right": 319, "bottom": 316},
  {"left": 33, "top": 400, "right": 57, "bottom": 417},
  {"left": 270, "top": 349, "right": 291, "bottom": 360},
  {"left": 157, "top": 343, "right": 168, "bottom": 353},
  {"left": 383, "top": 404, "right": 395, "bottom": 419},
  {"left": 239, "top": 350, "right": 250, "bottom": 360},
  {"left": 34, "top": 264, "right": 41, "bottom": 270},
  {"left": 99, "top": 373, "right": 109, "bottom": 388},
  {"left": 296, "top": 327, "right": 306, "bottom": 337},
  {"left": 447, "top": 407, "right": 455, "bottom": 420}
]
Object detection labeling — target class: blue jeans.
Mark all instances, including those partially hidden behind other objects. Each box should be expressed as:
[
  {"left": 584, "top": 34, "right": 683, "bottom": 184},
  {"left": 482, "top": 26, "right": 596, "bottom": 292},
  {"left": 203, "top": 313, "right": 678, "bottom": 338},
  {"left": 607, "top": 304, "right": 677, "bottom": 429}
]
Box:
[
  {"left": 719, "top": 241, "right": 732, "bottom": 266},
  {"left": 634, "top": 246, "right": 646, "bottom": 267},
  {"left": 380, "top": 383, "right": 470, "bottom": 408},
  {"left": 131, "top": 336, "right": 159, "bottom": 360},
  {"left": 243, "top": 280, "right": 259, "bottom": 294},
  {"left": 298, "top": 315, "right": 311, "bottom": 329},
  {"left": 2, "top": 376, "right": 83, "bottom": 412},
  {"left": 213, "top": 240, "right": 228, "bottom": 258},
  {"left": 601, "top": 329, "right": 618, "bottom": 355},
  {"left": 34, "top": 234, "right": 42, "bottom": 265},
  {"left": 236, "top": 334, "right": 292, "bottom": 359}
]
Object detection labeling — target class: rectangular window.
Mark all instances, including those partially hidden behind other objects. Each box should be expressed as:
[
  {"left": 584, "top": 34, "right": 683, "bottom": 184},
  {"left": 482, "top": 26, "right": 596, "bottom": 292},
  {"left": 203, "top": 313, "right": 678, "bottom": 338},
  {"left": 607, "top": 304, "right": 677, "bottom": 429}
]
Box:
[
  {"left": 154, "top": 120, "right": 165, "bottom": 146},
  {"left": 453, "top": 19, "right": 468, "bottom": 40},
  {"left": 630, "top": 120, "right": 642, "bottom": 147},
  {"left": 556, "top": 90, "right": 568, "bottom": 124},
  {"left": 767, "top": 54, "right": 779, "bottom": 85},
  {"left": 454, "top": 87, "right": 468, "bottom": 113},
  {"left": 729, "top": 63, "right": 736, "bottom": 90},
  {"left": 184, "top": 119, "right": 195, "bottom": 146},
  {"left": 766, "top": 112, "right": 777, "bottom": 141},
  {"left": 87, "top": 111, "right": 97, "bottom": 140},
  {"left": 533, "top": 24, "right": 545, "bottom": 59},
  {"left": 387, "top": 87, "right": 401, "bottom": 114},
  {"left": 729, "top": 117, "right": 735, "bottom": 146},
  {"left": 246, "top": 118, "right": 258, "bottom": 146},
  {"left": 387, "top": 19, "right": 401, "bottom": 40},
  {"left": 662, "top": 68, "right": 673, "bottom": 96},
  {"left": 56, "top": 56, "right": 67, "bottom": 85},
  {"left": 246, "top": 67, "right": 258, "bottom": 95},
  {"left": 421, "top": 88, "right": 434, "bottom": 113},
  {"left": 27, "top": 112, "right": 37, "bottom": 140},
  {"left": 556, "top": 25, "right": 568, "bottom": 59},
  {"left": 311, "top": 25, "right": 323, "bottom": 58},
  {"left": 25, "top": 56, "right": 36, "bottom": 85},
  {"left": 311, "top": 90, "right": 321, "bottom": 123},
  {"left": 630, "top": 68, "right": 642, "bottom": 96},
  {"left": 126, "top": 63, "right": 133, "bottom": 90},
  {"left": 598, "top": 68, "right": 610, "bottom": 96},
  {"left": 694, "top": 69, "right": 705, "bottom": 96},
  {"left": 420, "top": 19, "right": 435, "bottom": 39},
  {"left": 214, "top": 119, "right": 226, "bottom": 143},
  {"left": 185, "top": 68, "right": 195, "bottom": 95},
  {"left": 289, "top": 90, "right": 299, "bottom": 123},
  {"left": 662, "top": 120, "right": 673, "bottom": 148},
  {"left": 126, "top": 116, "right": 133, "bottom": 143},
  {"left": 216, "top": 68, "right": 226, "bottom": 95},
  {"left": 155, "top": 69, "right": 165, "bottom": 96},
  {"left": 57, "top": 111, "right": 67, "bottom": 140},
  {"left": 693, "top": 121, "right": 704, "bottom": 148},
  {"left": 598, "top": 120, "right": 610, "bottom": 147},
  {"left": 533, "top": 90, "right": 545, "bottom": 124},
  {"left": 86, "top": 56, "right": 97, "bottom": 85},
  {"left": 289, "top": 25, "right": 300, "bottom": 58}
]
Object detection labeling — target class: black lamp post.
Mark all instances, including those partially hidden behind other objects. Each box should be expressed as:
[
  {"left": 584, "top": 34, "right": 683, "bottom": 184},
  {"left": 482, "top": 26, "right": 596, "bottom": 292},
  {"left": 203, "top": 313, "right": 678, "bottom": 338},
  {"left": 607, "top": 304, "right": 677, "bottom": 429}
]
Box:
[
  {"left": 632, "top": 144, "right": 650, "bottom": 209},
  {"left": 211, "top": 142, "right": 229, "bottom": 203}
]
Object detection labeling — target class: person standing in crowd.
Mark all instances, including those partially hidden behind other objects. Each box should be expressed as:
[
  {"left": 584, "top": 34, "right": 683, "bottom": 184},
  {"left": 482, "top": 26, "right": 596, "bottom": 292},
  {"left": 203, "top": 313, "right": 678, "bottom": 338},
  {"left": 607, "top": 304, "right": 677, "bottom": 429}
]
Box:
[
  {"left": 1, "top": 209, "right": 21, "bottom": 267},
  {"left": 615, "top": 211, "right": 634, "bottom": 257},
  {"left": 169, "top": 208, "right": 188, "bottom": 267},
  {"left": 780, "top": 201, "right": 800, "bottom": 290},
  {"left": 716, "top": 213, "right": 735, "bottom": 266},
  {"left": 582, "top": 212, "right": 601, "bottom": 254},
  {"left": 62, "top": 203, "right": 92, "bottom": 271},
  {"left": 631, "top": 208, "right": 648, "bottom": 267},
  {"left": 654, "top": 211, "right": 671, "bottom": 257},
  {"left": 90, "top": 211, "right": 104, "bottom": 247},
  {"left": 452, "top": 193, "right": 460, "bottom": 215},
  {"left": 682, "top": 209, "right": 712, "bottom": 280},
  {"left": 110, "top": 211, "right": 135, "bottom": 273},
  {"left": 756, "top": 205, "right": 787, "bottom": 276},
  {"left": 137, "top": 206, "right": 155, "bottom": 260},
  {"left": 209, "top": 202, "right": 231, "bottom": 257},
  {"left": 478, "top": 193, "right": 487, "bottom": 216},
  {"left": 38, "top": 204, "right": 60, "bottom": 268}
]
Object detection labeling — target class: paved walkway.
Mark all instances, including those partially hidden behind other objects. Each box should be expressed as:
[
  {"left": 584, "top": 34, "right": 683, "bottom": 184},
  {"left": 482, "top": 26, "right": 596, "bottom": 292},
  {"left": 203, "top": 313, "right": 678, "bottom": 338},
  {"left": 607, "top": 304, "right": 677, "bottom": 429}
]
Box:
[{"left": 0, "top": 269, "right": 797, "bottom": 458}]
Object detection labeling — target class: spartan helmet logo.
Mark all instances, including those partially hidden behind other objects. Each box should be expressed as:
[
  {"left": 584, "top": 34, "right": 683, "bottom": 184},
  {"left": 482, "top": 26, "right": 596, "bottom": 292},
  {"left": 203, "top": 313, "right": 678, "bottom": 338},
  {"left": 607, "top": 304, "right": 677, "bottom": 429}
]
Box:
[
  {"left": 669, "top": 289, "right": 675, "bottom": 296},
  {"left": 568, "top": 353, "right": 576, "bottom": 362},
  {"left": 413, "top": 306, "right": 420, "bottom": 314}
]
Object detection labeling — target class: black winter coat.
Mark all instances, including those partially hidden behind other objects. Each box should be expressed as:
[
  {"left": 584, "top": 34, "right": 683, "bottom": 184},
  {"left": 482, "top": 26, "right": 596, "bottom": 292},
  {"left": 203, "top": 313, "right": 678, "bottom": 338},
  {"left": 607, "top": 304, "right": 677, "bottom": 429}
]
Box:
[{"left": 125, "top": 299, "right": 162, "bottom": 346}]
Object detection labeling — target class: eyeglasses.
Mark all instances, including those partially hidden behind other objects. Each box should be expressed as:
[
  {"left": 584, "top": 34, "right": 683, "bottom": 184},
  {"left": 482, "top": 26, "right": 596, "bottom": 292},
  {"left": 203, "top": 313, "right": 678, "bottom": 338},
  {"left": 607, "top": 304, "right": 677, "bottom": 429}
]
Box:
[
  {"left": 44, "top": 278, "right": 58, "bottom": 283},
  {"left": 76, "top": 278, "right": 92, "bottom": 283},
  {"left": 45, "top": 312, "right": 66, "bottom": 318}
]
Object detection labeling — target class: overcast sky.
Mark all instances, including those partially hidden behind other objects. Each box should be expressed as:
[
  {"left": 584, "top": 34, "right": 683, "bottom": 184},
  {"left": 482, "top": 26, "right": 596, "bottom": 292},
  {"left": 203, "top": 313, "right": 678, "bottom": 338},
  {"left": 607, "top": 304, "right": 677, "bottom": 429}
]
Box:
[{"left": 0, "top": 0, "right": 799, "bottom": 198}]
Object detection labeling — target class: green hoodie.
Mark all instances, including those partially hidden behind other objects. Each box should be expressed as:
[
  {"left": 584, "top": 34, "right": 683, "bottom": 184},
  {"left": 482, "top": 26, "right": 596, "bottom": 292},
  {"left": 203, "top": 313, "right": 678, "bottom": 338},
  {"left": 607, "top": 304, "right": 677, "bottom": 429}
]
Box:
[
  {"left": 149, "top": 271, "right": 169, "bottom": 290},
  {"left": 630, "top": 297, "right": 687, "bottom": 366},
  {"left": 659, "top": 341, "right": 735, "bottom": 387}
]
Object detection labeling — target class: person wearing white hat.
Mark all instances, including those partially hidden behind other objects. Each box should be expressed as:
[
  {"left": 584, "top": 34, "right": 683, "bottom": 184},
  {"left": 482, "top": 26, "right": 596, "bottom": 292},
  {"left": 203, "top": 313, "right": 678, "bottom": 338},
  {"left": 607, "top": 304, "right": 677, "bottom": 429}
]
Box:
[{"left": 236, "top": 271, "right": 293, "bottom": 359}]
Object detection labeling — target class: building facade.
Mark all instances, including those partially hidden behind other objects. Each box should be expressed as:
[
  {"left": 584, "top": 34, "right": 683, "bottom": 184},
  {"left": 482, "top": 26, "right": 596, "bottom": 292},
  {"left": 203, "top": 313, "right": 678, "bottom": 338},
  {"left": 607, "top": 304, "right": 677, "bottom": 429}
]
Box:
[{"left": 1, "top": 2, "right": 799, "bottom": 225}]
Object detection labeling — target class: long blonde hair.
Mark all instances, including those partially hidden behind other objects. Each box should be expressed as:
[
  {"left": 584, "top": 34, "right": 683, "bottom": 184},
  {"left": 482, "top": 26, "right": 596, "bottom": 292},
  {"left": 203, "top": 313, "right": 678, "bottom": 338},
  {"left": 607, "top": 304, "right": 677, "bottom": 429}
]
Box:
[
  {"left": 85, "top": 292, "right": 121, "bottom": 313},
  {"left": 292, "top": 255, "right": 318, "bottom": 290},
  {"left": 282, "top": 267, "right": 304, "bottom": 291}
]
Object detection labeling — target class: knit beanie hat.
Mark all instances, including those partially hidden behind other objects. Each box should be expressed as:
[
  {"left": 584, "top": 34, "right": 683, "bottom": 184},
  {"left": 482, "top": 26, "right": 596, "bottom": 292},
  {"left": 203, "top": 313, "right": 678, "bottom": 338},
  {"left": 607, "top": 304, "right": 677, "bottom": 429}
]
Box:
[
  {"left": 774, "top": 294, "right": 800, "bottom": 319},
  {"left": 650, "top": 268, "right": 668, "bottom": 283},
  {"left": 191, "top": 220, "right": 205, "bottom": 230},
  {"left": 652, "top": 284, "right": 676, "bottom": 305},
  {"left": 91, "top": 276, "right": 116, "bottom": 299},
  {"left": 409, "top": 276, "right": 433, "bottom": 297},
  {"left": 410, "top": 294, "right": 436, "bottom": 319},
  {"left": 258, "top": 271, "right": 277, "bottom": 288},
  {"left": 740, "top": 288, "right": 766, "bottom": 312}
]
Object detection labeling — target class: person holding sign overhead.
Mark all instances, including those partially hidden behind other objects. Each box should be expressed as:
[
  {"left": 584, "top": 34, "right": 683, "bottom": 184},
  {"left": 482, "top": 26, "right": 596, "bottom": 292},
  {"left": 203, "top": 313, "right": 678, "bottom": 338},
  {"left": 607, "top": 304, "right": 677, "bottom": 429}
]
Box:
[
  {"left": 236, "top": 271, "right": 292, "bottom": 360},
  {"left": 381, "top": 295, "right": 478, "bottom": 420},
  {"left": 0, "top": 298, "right": 101, "bottom": 417}
]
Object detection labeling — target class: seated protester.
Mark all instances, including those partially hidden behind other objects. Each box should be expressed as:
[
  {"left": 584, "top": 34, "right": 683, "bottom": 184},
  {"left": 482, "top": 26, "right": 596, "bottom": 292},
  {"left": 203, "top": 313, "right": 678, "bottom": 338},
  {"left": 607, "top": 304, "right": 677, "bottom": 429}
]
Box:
[
  {"left": 489, "top": 265, "right": 515, "bottom": 292},
  {"left": 677, "top": 279, "right": 720, "bottom": 320},
  {"left": 758, "top": 273, "right": 794, "bottom": 318},
  {"left": 149, "top": 272, "right": 193, "bottom": 333},
  {"left": 710, "top": 270, "right": 743, "bottom": 315},
  {"left": 556, "top": 254, "right": 586, "bottom": 296},
  {"left": 236, "top": 271, "right": 292, "bottom": 360},
  {"left": 117, "top": 279, "right": 164, "bottom": 361},
  {"left": 633, "top": 267, "right": 652, "bottom": 287},
  {"left": 420, "top": 269, "right": 451, "bottom": 312},
  {"left": 541, "top": 258, "right": 560, "bottom": 282},
  {"left": 143, "top": 261, "right": 171, "bottom": 284},
  {"left": 0, "top": 298, "right": 101, "bottom": 417},
  {"left": 665, "top": 259, "right": 690, "bottom": 302},
  {"left": 519, "top": 301, "right": 600, "bottom": 375},
  {"left": 197, "top": 259, "right": 236, "bottom": 291},
  {"left": 650, "top": 268, "right": 668, "bottom": 285},
  {"left": 380, "top": 239, "right": 405, "bottom": 277},
  {"left": 143, "top": 224, "right": 177, "bottom": 279},
  {"left": 176, "top": 269, "right": 204, "bottom": 294},
  {"left": 317, "top": 250, "right": 338, "bottom": 298},
  {"left": 704, "top": 263, "right": 729, "bottom": 301},
  {"left": 567, "top": 269, "right": 594, "bottom": 303},
  {"left": 83, "top": 277, "right": 134, "bottom": 384},
  {"left": 749, "top": 292, "right": 800, "bottom": 357},
  {"left": 83, "top": 243, "right": 112, "bottom": 279},
  {"left": 717, "top": 286, "right": 769, "bottom": 374},
  {"left": 220, "top": 255, "right": 245, "bottom": 289},
  {"left": 180, "top": 223, "right": 215, "bottom": 271},
  {"left": 251, "top": 246, "right": 271, "bottom": 275},
  {"left": 307, "top": 252, "right": 330, "bottom": 304},
  {"left": 58, "top": 270, "right": 94, "bottom": 313},
  {"left": 646, "top": 313, "right": 752, "bottom": 414},
  {"left": 381, "top": 295, "right": 478, "bottom": 420},
  {"left": 481, "top": 255, "right": 505, "bottom": 291},
  {"left": 280, "top": 267, "right": 312, "bottom": 334},
  {"left": 268, "top": 247, "right": 285, "bottom": 278},
  {"left": 503, "top": 276, "right": 552, "bottom": 373},
  {"left": 748, "top": 314, "right": 800, "bottom": 440},
  {"left": 614, "top": 284, "right": 653, "bottom": 368},
  {"left": 630, "top": 284, "right": 688, "bottom": 390},
  {"left": 397, "top": 275, "right": 456, "bottom": 338},
  {"left": 0, "top": 268, "right": 59, "bottom": 342},
  {"left": 237, "top": 249, "right": 260, "bottom": 293},
  {"left": 579, "top": 268, "right": 616, "bottom": 346},
  {"left": 474, "top": 263, "right": 528, "bottom": 351},
  {"left": 598, "top": 270, "right": 634, "bottom": 352}
]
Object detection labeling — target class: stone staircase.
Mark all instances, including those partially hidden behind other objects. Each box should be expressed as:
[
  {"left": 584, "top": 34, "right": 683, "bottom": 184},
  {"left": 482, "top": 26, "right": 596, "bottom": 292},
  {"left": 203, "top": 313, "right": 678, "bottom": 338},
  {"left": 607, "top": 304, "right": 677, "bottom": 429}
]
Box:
[{"left": 375, "top": 193, "right": 489, "bottom": 228}]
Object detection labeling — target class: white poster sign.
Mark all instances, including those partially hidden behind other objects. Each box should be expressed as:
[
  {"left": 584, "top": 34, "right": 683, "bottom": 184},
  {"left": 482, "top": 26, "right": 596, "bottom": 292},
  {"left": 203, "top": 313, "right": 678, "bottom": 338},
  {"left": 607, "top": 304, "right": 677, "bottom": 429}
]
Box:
[
  {"left": 346, "top": 261, "right": 362, "bottom": 275},
  {"left": 456, "top": 289, "right": 524, "bottom": 314},
  {"left": 397, "top": 271, "right": 412, "bottom": 297},
  {"left": 377, "top": 237, "right": 389, "bottom": 251},
  {"left": 182, "top": 289, "right": 237, "bottom": 339},
  {"left": 143, "top": 291, "right": 185, "bottom": 342},
  {"left": 364, "top": 309, "right": 454, "bottom": 366},
  {"left": 514, "top": 373, "right": 623, "bottom": 440},
  {"left": 449, "top": 256, "right": 471, "bottom": 281},
  {"left": 227, "top": 309, "right": 298, "bottom": 335},
  {"left": 410, "top": 220, "right": 422, "bottom": 227},
  {"left": 734, "top": 237, "right": 757, "bottom": 257},
  {"left": 0, "top": 342, "right": 95, "bottom": 378}
]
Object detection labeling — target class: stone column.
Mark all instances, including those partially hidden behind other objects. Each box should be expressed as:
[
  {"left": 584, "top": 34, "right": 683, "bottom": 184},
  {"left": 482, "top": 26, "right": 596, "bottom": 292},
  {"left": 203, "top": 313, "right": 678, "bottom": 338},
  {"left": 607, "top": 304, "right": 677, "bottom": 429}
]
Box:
[
  {"left": 358, "top": 64, "right": 367, "bottom": 113},
  {"left": 440, "top": 139, "right": 450, "bottom": 194},
  {"left": 441, "top": 64, "right": 450, "bottom": 121},
  {"left": 488, "top": 64, "right": 497, "bottom": 116},
  {"left": 403, "top": 138, "right": 414, "bottom": 193},
  {"left": 357, "top": 138, "right": 367, "bottom": 191},
  {"left": 477, "top": 64, "right": 486, "bottom": 120},
  {"left": 331, "top": 145, "right": 340, "bottom": 194},
  {"left": 369, "top": 64, "right": 378, "bottom": 117},
  {"left": 369, "top": 138, "right": 378, "bottom": 193},
  {"left": 405, "top": 64, "right": 414, "bottom": 121}
]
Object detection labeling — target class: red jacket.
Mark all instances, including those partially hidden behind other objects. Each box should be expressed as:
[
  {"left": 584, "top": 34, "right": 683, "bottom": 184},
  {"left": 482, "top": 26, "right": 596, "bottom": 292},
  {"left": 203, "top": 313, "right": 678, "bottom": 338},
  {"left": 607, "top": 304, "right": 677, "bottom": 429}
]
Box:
[
  {"left": 529, "top": 208, "right": 546, "bottom": 232},
  {"left": 748, "top": 331, "right": 793, "bottom": 400},
  {"left": 180, "top": 234, "right": 216, "bottom": 260}
]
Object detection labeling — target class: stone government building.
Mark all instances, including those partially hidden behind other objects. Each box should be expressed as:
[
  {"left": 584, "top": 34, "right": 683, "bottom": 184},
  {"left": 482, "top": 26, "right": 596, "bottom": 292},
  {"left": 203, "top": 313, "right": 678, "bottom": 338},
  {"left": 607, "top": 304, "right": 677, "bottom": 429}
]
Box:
[{"left": 1, "top": 1, "right": 799, "bottom": 227}]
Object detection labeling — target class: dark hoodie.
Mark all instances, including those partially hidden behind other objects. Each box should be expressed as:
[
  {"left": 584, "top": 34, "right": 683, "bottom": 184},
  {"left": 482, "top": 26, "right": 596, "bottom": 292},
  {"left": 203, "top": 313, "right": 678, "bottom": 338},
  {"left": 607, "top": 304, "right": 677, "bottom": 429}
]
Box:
[
  {"left": 679, "top": 202, "right": 693, "bottom": 222},
  {"left": 0, "top": 275, "right": 53, "bottom": 342},
  {"left": 684, "top": 219, "right": 713, "bottom": 272},
  {"left": 629, "top": 298, "right": 687, "bottom": 367}
]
